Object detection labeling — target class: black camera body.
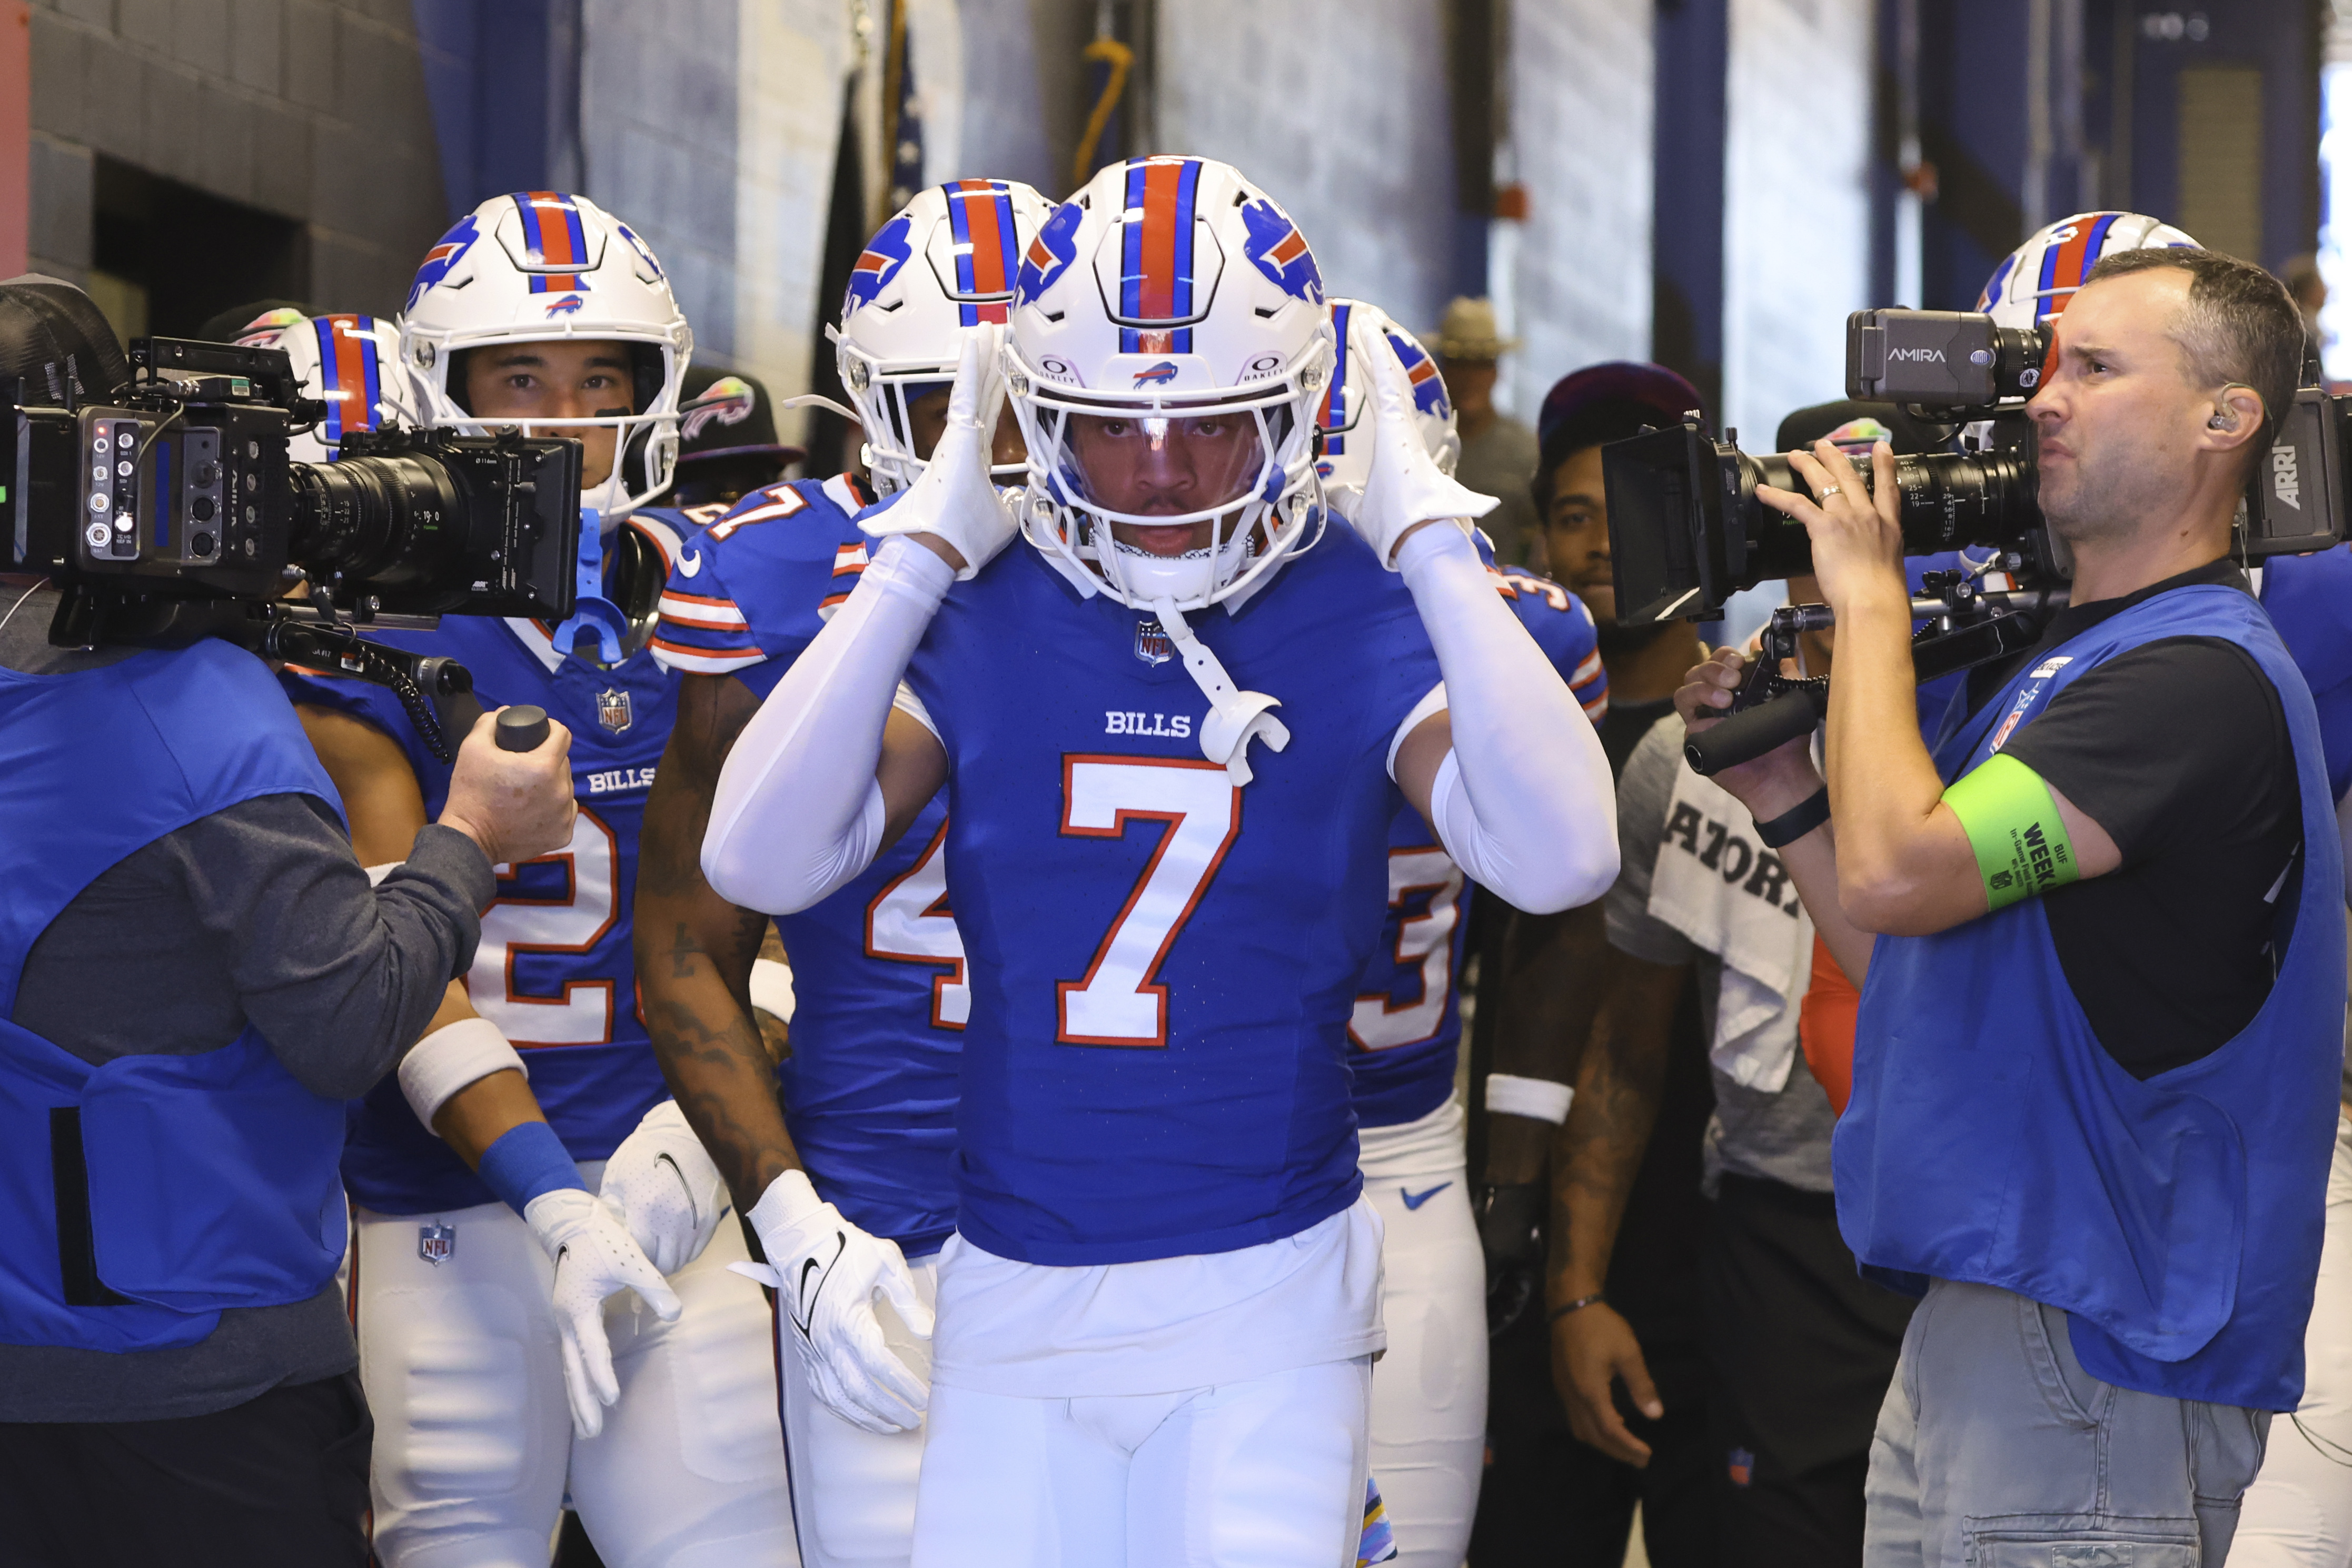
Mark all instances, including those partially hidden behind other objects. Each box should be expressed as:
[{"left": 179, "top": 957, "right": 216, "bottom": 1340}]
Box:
[
  {"left": 4, "top": 334, "right": 583, "bottom": 623},
  {"left": 1606, "top": 306, "right": 2347, "bottom": 627}
]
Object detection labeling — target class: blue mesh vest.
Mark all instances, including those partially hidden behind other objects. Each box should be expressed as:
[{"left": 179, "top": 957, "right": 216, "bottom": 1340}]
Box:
[
  {"left": 1835, "top": 583, "right": 2346, "bottom": 1410},
  {"left": 0, "top": 639, "right": 352, "bottom": 1353}
]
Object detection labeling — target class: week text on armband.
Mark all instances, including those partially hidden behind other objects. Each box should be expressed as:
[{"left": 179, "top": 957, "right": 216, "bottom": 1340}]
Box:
[
  {"left": 585, "top": 766, "right": 658, "bottom": 795},
  {"left": 1105, "top": 710, "right": 1196, "bottom": 739}
]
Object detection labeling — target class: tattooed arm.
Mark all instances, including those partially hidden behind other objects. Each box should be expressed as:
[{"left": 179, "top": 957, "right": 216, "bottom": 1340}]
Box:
[
  {"left": 634, "top": 672, "right": 807, "bottom": 1209},
  {"left": 1545, "top": 953, "right": 1688, "bottom": 1467}
]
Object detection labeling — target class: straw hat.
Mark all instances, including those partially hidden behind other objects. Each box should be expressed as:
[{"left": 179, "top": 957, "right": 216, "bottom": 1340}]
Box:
[{"left": 1427, "top": 297, "right": 1519, "bottom": 362}]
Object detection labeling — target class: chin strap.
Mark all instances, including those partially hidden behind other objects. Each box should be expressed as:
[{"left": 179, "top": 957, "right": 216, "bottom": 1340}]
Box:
[
  {"left": 549, "top": 508, "right": 629, "bottom": 666},
  {"left": 1151, "top": 597, "right": 1289, "bottom": 787}
]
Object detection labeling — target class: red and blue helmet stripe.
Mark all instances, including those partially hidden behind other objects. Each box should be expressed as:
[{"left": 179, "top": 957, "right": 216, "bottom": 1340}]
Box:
[
  {"left": 513, "top": 191, "right": 591, "bottom": 294},
  {"left": 1319, "top": 300, "right": 1355, "bottom": 457},
  {"left": 2035, "top": 212, "right": 2121, "bottom": 316},
  {"left": 1117, "top": 158, "right": 1202, "bottom": 354},
  {"left": 312, "top": 314, "right": 385, "bottom": 450},
  {"left": 945, "top": 180, "right": 1019, "bottom": 326}
]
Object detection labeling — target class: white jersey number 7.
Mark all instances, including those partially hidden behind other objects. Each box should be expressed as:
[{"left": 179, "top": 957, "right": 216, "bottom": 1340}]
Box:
[{"left": 1057, "top": 756, "right": 1243, "bottom": 1046}]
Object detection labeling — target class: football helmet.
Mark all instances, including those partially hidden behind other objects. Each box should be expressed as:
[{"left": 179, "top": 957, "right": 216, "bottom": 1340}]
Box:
[
  {"left": 835, "top": 178, "right": 1056, "bottom": 495},
  {"left": 1316, "top": 299, "right": 1459, "bottom": 502},
  {"left": 269, "top": 313, "right": 410, "bottom": 462},
  {"left": 1977, "top": 211, "right": 2200, "bottom": 330},
  {"left": 398, "top": 191, "right": 692, "bottom": 522},
  {"left": 1005, "top": 156, "right": 1335, "bottom": 611}
]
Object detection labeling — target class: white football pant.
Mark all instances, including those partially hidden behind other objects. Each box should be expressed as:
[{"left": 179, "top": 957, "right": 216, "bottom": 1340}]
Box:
[
  {"left": 352, "top": 1166, "right": 798, "bottom": 1568},
  {"left": 2229, "top": 1115, "right": 2352, "bottom": 1567},
  {"left": 1358, "top": 1097, "right": 1485, "bottom": 1568},
  {"left": 908, "top": 1356, "right": 1373, "bottom": 1568},
  {"left": 776, "top": 1256, "right": 938, "bottom": 1566}
]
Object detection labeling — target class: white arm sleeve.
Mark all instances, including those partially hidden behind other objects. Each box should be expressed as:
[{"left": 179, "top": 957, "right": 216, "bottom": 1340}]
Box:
[
  {"left": 702, "top": 537, "right": 955, "bottom": 915},
  {"left": 1394, "top": 522, "right": 1618, "bottom": 914}
]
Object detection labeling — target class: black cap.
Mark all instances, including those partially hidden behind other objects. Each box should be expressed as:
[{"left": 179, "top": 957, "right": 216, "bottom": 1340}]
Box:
[{"left": 677, "top": 364, "right": 805, "bottom": 468}]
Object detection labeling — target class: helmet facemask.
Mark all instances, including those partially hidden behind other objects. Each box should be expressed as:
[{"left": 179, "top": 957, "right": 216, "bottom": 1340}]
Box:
[{"left": 1009, "top": 333, "right": 1332, "bottom": 611}]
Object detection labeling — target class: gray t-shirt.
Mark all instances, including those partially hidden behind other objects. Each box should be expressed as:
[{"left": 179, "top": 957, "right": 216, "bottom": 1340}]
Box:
[
  {"left": 1604, "top": 714, "right": 1839, "bottom": 1194},
  {"left": 1, "top": 587, "right": 493, "bottom": 1422}
]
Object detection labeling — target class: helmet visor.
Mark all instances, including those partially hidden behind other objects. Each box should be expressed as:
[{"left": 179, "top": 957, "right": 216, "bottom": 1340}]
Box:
[{"left": 1064, "top": 411, "right": 1267, "bottom": 520}]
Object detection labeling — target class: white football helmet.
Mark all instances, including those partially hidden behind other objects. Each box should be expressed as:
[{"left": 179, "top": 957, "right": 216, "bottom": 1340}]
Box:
[
  {"left": 1315, "top": 299, "right": 1459, "bottom": 501},
  {"left": 1977, "top": 211, "right": 2200, "bottom": 330},
  {"left": 836, "top": 178, "right": 1056, "bottom": 495},
  {"left": 397, "top": 191, "right": 692, "bottom": 521},
  {"left": 269, "top": 313, "right": 411, "bottom": 462},
  {"left": 1005, "top": 156, "right": 1335, "bottom": 611}
]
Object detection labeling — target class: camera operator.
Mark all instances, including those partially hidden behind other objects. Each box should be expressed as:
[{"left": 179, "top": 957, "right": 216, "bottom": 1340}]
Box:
[
  {"left": 0, "top": 570, "right": 575, "bottom": 1564},
  {"left": 1681, "top": 247, "right": 2345, "bottom": 1563}
]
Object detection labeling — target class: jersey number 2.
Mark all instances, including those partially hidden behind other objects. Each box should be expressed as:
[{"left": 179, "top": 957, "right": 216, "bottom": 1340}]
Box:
[
  {"left": 469, "top": 809, "right": 620, "bottom": 1046},
  {"left": 1057, "top": 756, "right": 1241, "bottom": 1046}
]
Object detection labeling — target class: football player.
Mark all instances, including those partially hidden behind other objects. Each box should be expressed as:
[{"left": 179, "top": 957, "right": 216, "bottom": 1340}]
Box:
[
  {"left": 1320, "top": 299, "right": 1606, "bottom": 1567},
  {"left": 699, "top": 157, "right": 1619, "bottom": 1564},
  {"left": 637, "top": 177, "right": 1050, "bottom": 1568},
  {"left": 277, "top": 192, "right": 796, "bottom": 1566}
]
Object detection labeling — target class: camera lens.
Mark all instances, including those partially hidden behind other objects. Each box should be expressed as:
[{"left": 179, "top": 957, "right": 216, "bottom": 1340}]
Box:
[{"left": 286, "top": 449, "right": 470, "bottom": 592}]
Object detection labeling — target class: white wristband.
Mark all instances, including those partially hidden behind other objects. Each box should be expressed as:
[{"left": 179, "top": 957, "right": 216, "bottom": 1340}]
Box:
[
  {"left": 398, "top": 1016, "right": 530, "bottom": 1130},
  {"left": 1486, "top": 1073, "right": 1574, "bottom": 1124},
  {"left": 749, "top": 957, "right": 796, "bottom": 1024},
  {"left": 748, "top": 1167, "right": 823, "bottom": 1235}
]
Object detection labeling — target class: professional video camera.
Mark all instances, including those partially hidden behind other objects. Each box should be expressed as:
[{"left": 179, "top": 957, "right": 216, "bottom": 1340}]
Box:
[
  {"left": 1605, "top": 306, "right": 2348, "bottom": 773},
  {"left": 1, "top": 279, "right": 582, "bottom": 758}
]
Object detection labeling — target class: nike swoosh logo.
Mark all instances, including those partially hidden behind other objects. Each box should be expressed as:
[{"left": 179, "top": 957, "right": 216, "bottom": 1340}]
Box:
[
  {"left": 790, "top": 1232, "right": 848, "bottom": 1339},
  {"left": 677, "top": 549, "right": 702, "bottom": 577},
  {"left": 1401, "top": 1183, "right": 1452, "bottom": 1211}
]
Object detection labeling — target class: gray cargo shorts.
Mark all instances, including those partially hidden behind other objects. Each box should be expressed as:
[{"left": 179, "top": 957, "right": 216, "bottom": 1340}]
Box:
[{"left": 1863, "top": 1279, "right": 2271, "bottom": 1566}]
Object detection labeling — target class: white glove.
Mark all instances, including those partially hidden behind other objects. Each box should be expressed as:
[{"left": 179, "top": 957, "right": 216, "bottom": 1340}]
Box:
[
  {"left": 524, "top": 1188, "right": 683, "bottom": 1440},
  {"left": 859, "top": 324, "right": 1020, "bottom": 579},
  {"left": 598, "top": 1100, "right": 731, "bottom": 1276},
  {"left": 730, "top": 1168, "right": 933, "bottom": 1434},
  {"left": 1347, "top": 309, "right": 1499, "bottom": 567}
]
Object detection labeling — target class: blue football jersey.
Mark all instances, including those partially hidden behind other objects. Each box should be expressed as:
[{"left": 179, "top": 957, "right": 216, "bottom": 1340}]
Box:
[
  {"left": 1347, "top": 562, "right": 1607, "bottom": 1128},
  {"left": 650, "top": 474, "right": 962, "bottom": 1257},
  {"left": 279, "top": 514, "right": 688, "bottom": 1215},
  {"left": 2262, "top": 546, "right": 2352, "bottom": 805},
  {"left": 901, "top": 527, "right": 1444, "bottom": 1267}
]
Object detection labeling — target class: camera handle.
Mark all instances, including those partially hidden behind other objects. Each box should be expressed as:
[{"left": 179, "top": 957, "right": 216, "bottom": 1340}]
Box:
[
  {"left": 1684, "top": 571, "right": 2060, "bottom": 777},
  {"left": 256, "top": 612, "right": 479, "bottom": 765}
]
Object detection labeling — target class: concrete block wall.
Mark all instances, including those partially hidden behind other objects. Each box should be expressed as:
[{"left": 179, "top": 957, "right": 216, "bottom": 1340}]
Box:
[
  {"left": 27, "top": 0, "right": 446, "bottom": 314},
  {"left": 1504, "top": 0, "right": 1655, "bottom": 417},
  {"left": 1155, "top": 0, "right": 1461, "bottom": 343},
  {"left": 1720, "top": 0, "right": 1872, "bottom": 442}
]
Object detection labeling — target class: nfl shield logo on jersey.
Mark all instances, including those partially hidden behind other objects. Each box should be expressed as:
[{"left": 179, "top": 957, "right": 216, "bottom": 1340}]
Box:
[
  {"left": 418, "top": 1223, "right": 455, "bottom": 1266},
  {"left": 1134, "top": 619, "right": 1172, "bottom": 666},
  {"left": 597, "top": 687, "right": 633, "bottom": 733}
]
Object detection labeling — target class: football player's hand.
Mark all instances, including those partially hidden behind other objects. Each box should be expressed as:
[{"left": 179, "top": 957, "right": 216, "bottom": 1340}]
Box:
[
  {"left": 734, "top": 1169, "right": 932, "bottom": 1434},
  {"left": 861, "top": 324, "right": 1019, "bottom": 580},
  {"left": 441, "top": 707, "right": 577, "bottom": 867},
  {"left": 598, "top": 1100, "right": 730, "bottom": 1275},
  {"left": 1551, "top": 1298, "right": 1663, "bottom": 1468},
  {"left": 524, "top": 1188, "right": 683, "bottom": 1440},
  {"left": 1347, "top": 309, "right": 1498, "bottom": 567}
]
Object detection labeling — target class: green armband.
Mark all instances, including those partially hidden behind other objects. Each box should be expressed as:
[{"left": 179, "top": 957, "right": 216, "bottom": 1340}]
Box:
[{"left": 1942, "top": 752, "right": 2081, "bottom": 910}]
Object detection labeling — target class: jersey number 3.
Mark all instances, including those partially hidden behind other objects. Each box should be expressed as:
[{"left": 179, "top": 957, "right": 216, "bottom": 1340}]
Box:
[
  {"left": 1057, "top": 756, "right": 1242, "bottom": 1046},
  {"left": 469, "top": 809, "right": 620, "bottom": 1046}
]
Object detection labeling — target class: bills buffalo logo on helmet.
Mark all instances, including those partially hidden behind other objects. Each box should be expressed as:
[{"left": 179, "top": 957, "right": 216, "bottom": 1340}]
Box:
[
  {"left": 405, "top": 214, "right": 481, "bottom": 312},
  {"left": 845, "top": 215, "right": 916, "bottom": 312},
  {"left": 1239, "top": 199, "right": 1322, "bottom": 304},
  {"left": 681, "top": 376, "right": 758, "bottom": 441},
  {"left": 614, "top": 219, "right": 666, "bottom": 280},
  {"left": 1016, "top": 201, "right": 1085, "bottom": 302},
  {"left": 1386, "top": 330, "right": 1449, "bottom": 418},
  {"left": 545, "top": 294, "right": 586, "bottom": 317},
  {"left": 1132, "top": 361, "right": 1180, "bottom": 389}
]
